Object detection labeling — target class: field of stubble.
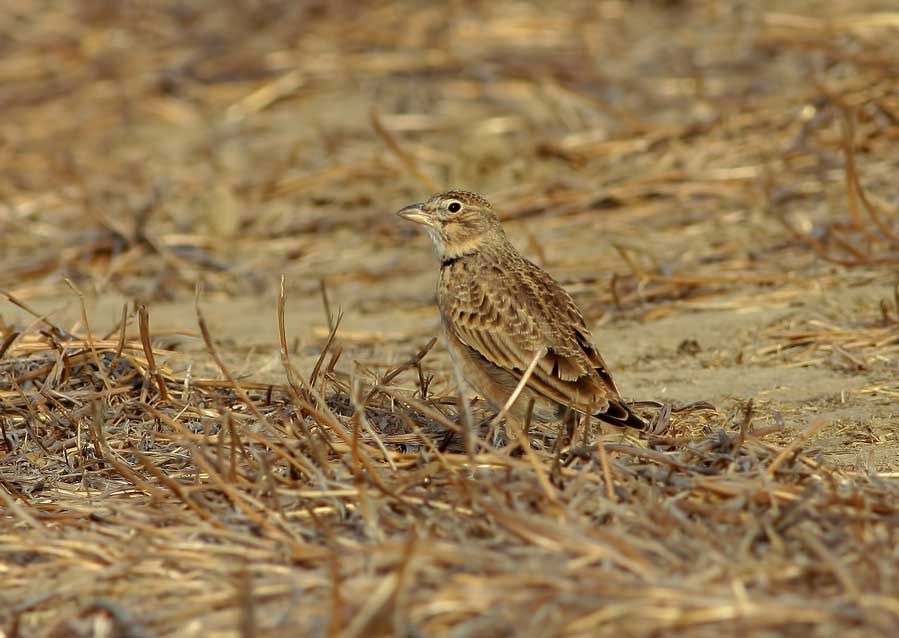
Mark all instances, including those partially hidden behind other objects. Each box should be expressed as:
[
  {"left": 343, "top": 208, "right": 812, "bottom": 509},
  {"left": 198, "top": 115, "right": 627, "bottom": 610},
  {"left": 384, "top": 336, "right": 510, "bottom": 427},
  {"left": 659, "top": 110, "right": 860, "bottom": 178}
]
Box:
[{"left": 1, "top": 2, "right": 898, "bottom": 637}]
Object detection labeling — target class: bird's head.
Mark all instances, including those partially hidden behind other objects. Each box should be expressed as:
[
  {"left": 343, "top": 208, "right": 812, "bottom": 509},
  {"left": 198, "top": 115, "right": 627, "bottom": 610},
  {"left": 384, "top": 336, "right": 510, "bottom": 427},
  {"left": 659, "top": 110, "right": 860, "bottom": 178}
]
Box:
[{"left": 396, "top": 190, "right": 504, "bottom": 261}]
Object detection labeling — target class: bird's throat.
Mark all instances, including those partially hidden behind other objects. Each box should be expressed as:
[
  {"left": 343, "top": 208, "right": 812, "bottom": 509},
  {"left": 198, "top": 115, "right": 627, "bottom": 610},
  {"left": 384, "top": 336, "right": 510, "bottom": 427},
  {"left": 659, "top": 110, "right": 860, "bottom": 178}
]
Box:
[{"left": 436, "top": 235, "right": 484, "bottom": 263}]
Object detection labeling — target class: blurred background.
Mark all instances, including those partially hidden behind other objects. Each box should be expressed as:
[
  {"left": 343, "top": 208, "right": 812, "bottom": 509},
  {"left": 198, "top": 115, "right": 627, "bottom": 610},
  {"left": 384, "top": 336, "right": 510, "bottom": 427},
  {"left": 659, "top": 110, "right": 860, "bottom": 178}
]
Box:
[{"left": 1, "top": 0, "right": 896, "bottom": 430}]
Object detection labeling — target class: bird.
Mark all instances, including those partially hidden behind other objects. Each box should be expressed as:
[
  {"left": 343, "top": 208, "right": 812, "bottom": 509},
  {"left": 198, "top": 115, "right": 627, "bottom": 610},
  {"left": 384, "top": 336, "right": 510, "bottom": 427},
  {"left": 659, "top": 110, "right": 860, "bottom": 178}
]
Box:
[{"left": 396, "top": 189, "right": 647, "bottom": 431}]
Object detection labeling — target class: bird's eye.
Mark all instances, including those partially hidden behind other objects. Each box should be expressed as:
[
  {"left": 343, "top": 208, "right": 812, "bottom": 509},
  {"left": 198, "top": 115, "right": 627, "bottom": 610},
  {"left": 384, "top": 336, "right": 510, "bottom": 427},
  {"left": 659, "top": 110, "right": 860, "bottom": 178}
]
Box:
[{"left": 447, "top": 201, "right": 462, "bottom": 213}]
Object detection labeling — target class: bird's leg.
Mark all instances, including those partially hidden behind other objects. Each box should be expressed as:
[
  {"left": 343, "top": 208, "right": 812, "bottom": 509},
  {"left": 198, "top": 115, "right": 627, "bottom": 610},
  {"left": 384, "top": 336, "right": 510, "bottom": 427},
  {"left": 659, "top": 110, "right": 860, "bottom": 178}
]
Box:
[
  {"left": 490, "top": 421, "right": 507, "bottom": 449},
  {"left": 549, "top": 416, "right": 570, "bottom": 487},
  {"left": 509, "top": 398, "right": 537, "bottom": 457},
  {"left": 580, "top": 412, "right": 592, "bottom": 448},
  {"left": 564, "top": 407, "right": 577, "bottom": 448},
  {"left": 549, "top": 406, "right": 576, "bottom": 456},
  {"left": 438, "top": 428, "right": 455, "bottom": 453},
  {"left": 484, "top": 410, "right": 498, "bottom": 448}
]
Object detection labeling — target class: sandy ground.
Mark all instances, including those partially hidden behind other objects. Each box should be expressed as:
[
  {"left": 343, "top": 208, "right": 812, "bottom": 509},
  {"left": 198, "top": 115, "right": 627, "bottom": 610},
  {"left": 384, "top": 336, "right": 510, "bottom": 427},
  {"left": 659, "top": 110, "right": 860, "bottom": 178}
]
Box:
[{"left": 5, "top": 234, "right": 896, "bottom": 470}]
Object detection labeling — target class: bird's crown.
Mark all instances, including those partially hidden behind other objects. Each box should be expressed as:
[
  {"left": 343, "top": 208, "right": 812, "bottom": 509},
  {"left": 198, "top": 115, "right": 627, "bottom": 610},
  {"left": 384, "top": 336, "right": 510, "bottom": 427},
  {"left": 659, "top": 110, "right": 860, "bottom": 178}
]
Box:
[{"left": 427, "top": 190, "right": 492, "bottom": 209}]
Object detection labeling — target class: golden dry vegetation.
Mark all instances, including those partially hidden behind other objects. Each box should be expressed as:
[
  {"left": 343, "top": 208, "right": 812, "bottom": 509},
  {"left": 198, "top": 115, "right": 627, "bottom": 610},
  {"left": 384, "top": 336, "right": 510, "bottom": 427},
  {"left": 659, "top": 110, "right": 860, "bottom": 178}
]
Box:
[{"left": 1, "top": 1, "right": 898, "bottom": 637}]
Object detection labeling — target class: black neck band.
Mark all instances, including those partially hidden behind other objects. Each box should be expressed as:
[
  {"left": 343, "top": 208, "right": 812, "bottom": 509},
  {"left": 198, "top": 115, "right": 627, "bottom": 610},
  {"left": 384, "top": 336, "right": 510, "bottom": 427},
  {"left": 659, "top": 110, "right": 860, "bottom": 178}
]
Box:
[{"left": 440, "top": 255, "right": 462, "bottom": 268}]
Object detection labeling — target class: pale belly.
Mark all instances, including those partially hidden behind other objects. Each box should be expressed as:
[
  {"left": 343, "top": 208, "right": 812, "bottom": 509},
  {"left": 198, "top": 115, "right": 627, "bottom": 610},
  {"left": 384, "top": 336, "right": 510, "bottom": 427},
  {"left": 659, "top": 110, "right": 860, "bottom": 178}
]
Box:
[{"left": 442, "top": 324, "right": 560, "bottom": 423}]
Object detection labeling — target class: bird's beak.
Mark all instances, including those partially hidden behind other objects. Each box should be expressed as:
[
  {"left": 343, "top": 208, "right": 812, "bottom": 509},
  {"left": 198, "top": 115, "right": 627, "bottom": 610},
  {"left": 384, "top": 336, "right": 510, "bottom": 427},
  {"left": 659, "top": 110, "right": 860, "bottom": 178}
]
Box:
[{"left": 396, "top": 203, "right": 435, "bottom": 227}]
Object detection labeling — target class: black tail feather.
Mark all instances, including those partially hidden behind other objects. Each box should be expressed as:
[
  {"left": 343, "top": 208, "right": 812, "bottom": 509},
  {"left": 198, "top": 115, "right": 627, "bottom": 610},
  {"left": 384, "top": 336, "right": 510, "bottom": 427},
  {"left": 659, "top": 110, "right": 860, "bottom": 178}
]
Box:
[{"left": 595, "top": 400, "right": 649, "bottom": 430}]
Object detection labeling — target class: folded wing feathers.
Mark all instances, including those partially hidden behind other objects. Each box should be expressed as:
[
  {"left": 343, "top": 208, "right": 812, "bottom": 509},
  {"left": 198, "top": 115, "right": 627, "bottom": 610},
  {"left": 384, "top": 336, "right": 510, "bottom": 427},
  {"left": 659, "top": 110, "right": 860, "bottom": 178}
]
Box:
[{"left": 446, "top": 262, "right": 622, "bottom": 414}]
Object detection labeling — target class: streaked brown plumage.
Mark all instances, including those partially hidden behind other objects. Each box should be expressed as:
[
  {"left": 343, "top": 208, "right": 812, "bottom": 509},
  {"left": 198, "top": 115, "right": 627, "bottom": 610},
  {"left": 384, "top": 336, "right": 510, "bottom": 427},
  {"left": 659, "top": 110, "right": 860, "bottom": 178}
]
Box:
[{"left": 397, "top": 190, "right": 647, "bottom": 430}]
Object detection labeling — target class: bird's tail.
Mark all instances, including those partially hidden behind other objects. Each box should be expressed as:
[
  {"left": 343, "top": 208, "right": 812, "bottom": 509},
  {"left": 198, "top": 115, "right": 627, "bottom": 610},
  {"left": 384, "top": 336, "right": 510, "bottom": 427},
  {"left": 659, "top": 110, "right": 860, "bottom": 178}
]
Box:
[{"left": 594, "top": 399, "right": 649, "bottom": 430}]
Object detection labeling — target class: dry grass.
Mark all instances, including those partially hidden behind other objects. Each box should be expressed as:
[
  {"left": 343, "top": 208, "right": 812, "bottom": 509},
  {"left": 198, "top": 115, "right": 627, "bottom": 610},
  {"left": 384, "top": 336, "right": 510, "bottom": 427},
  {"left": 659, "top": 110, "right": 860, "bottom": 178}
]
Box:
[
  {"left": 3, "top": 308, "right": 898, "bottom": 638},
  {"left": 2, "top": 1, "right": 898, "bottom": 637}
]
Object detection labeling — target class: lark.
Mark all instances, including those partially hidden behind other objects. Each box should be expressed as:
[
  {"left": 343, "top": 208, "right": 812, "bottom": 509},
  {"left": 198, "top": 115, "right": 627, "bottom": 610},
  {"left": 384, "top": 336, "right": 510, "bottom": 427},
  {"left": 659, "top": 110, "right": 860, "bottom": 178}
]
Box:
[{"left": 397, "top": 190, "right": 647, "bottom": 430}]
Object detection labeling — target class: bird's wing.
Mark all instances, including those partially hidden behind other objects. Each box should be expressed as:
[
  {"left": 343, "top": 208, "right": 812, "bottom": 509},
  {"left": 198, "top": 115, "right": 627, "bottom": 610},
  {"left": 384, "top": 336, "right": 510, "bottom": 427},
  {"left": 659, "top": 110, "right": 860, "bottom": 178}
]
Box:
[{"left": 440, "top": 257, "right": 621, "bottom": 413}]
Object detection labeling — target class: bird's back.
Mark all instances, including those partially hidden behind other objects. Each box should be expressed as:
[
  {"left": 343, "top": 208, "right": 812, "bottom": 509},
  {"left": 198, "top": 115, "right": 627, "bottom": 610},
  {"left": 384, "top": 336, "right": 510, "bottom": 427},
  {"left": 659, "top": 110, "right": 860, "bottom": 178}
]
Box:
[{"left": 438, "top": 244, "right": 625, "bottom": 414}]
